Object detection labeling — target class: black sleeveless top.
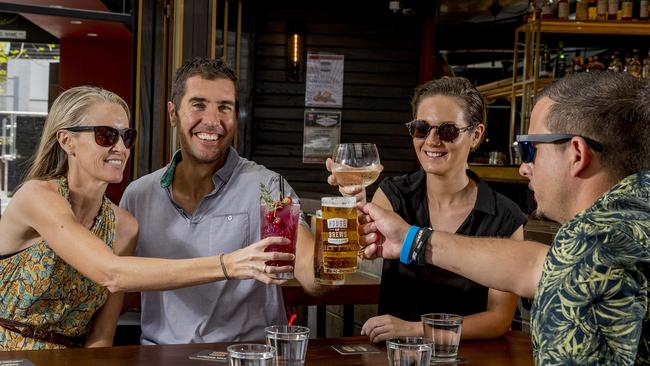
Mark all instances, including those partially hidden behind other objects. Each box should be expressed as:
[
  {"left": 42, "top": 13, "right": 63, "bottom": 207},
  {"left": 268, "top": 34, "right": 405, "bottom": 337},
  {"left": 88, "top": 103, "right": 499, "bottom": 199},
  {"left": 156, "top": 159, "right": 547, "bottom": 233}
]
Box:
[{"left": 377, "top": 169, "right": 527, "bottom": 320}]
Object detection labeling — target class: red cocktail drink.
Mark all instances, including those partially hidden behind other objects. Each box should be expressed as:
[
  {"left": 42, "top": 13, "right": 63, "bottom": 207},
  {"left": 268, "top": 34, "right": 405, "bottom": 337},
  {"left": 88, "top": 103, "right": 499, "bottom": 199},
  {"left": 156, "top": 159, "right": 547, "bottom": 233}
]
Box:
[{"left": 260, "top": 202, "right": 300, "bottom": 280}]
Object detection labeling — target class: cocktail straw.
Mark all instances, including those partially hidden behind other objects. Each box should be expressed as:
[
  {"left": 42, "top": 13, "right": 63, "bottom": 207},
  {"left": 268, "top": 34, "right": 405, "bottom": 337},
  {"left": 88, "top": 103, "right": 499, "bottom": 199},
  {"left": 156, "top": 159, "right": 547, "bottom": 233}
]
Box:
[{"left": 279, "top": 174, "right": 285, "bottom": 199}]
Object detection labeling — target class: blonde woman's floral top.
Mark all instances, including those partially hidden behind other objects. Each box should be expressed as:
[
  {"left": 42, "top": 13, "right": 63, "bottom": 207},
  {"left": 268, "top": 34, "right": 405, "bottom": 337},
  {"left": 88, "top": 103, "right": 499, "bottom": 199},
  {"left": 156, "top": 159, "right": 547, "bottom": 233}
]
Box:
[
  {"left": 0, "top": 177, "right": 115, "bottom": 350},
  {"left": 531, "top": 171, "right": 650, "bottom": 365}
]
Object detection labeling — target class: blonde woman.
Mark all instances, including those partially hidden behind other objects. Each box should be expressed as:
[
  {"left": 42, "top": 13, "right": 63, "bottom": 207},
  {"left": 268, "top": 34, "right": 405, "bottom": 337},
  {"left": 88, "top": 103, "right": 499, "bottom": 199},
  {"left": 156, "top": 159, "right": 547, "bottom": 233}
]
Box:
[{"left": 0, "top": 86, "right": 291, "bottom": 350}]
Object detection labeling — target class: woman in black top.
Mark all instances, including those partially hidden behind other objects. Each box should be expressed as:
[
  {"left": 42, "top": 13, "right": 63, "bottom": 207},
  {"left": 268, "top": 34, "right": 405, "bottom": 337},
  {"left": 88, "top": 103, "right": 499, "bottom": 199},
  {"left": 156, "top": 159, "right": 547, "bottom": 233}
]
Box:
[{"left": 328, "top": 77, "right": 526, "bottom": 343}]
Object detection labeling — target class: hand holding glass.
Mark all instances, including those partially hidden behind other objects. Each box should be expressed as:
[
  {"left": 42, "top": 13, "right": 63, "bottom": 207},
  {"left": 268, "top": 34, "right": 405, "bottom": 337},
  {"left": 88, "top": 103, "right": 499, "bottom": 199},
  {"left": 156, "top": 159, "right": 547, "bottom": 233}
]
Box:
[{"left": 331, "top": 143, "right": 382, "bottom": 190}]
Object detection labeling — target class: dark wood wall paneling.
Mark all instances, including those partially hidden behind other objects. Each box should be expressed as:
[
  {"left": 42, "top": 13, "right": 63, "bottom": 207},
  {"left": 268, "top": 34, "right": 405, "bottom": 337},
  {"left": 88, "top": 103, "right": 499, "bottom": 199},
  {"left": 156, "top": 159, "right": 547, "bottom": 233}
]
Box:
[{"left": 252, "top": 1, "right": 422, "bottom": 198}]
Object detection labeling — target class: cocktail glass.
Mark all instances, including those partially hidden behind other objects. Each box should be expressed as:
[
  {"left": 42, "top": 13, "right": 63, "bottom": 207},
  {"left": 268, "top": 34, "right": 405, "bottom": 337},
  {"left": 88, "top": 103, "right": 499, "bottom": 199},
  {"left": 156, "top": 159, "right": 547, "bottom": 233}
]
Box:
[{"left": 261, "top": 202, "right": 300, "bottom": 280}]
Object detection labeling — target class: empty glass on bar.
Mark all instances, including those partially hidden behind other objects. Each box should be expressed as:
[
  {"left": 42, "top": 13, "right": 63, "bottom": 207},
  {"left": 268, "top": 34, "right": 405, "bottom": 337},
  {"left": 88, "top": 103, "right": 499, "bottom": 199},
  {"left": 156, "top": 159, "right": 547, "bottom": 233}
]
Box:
[
  {"left": 321, "top": 196, "right": 358, "bottom": 274},
  {"left": 264, "top": 325, "right": 310, "bottom": 366},
  {"left": 386, "top": 337, "right": 433, "bottom": 366},
  {"left": 227, "top": 344, "right": 276, "bottom": 366},
  {"left": 421, "top": 313, "right": 463, "bottom": 363},
  {"left": 313, "top": 210, "right": 345, "bottom": 285}
]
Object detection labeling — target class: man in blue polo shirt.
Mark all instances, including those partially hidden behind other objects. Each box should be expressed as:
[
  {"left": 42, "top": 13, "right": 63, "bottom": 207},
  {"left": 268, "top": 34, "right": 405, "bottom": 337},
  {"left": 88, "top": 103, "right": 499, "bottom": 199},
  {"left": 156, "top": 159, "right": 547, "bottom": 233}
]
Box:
[{"left": 120, "top": 58, "right": 321, "bottom": 344}]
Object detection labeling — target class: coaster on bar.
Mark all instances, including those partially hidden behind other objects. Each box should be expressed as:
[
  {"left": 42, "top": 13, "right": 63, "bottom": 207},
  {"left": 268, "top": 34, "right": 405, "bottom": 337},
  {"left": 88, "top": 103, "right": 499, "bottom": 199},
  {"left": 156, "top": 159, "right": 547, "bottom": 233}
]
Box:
[
  {"left": 331, "top": 343, "right": 381, "bottom": 355},
  {"left": 0, "top": 360, "right": 36, "bottom": 366},
  {"left": 188, "top": 349, "right": 228, "bottom": 362},
  {"left": 430, "top": 357, "right": 467, "bottom": 364}
]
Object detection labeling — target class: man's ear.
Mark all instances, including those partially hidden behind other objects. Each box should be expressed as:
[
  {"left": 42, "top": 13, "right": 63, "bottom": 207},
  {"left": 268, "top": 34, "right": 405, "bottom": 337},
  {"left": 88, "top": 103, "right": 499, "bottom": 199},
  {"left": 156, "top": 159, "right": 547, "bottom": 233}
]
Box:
[
  {"left": 168, "top": 101, "right": 178, "bottom": 127},
  {"left": 568, "top": 137, "right": 594, "bottom": 177}
]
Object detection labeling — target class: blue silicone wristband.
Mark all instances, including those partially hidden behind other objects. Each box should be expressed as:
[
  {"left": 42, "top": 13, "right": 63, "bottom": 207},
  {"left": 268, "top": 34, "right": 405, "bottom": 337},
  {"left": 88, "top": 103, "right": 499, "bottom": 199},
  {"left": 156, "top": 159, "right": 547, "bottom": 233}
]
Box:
[{"left": 400, "top": 225, "right": 420, "bottom": 265}]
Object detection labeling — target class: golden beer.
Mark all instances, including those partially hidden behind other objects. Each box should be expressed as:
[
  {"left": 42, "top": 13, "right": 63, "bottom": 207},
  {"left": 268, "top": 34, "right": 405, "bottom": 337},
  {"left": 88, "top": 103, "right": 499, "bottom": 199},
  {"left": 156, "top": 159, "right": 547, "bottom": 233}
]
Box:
[
  {"left": 321, "top": 197, "right": 358, "bottom": 274},
  {"left": 314, "top": 214, "right": 346, "bottom": 285}
]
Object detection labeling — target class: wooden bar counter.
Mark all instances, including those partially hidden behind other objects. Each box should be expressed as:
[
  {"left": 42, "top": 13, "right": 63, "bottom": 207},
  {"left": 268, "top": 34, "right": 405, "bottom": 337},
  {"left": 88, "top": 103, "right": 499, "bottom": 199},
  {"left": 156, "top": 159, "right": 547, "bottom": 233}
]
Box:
[{"left": 0, "top": 331, "right": 533, "bottom": 366}]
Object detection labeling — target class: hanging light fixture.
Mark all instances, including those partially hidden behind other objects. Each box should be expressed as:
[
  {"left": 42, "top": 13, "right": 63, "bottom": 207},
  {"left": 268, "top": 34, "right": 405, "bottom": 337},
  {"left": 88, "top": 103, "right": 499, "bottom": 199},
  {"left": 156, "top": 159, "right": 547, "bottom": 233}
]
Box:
[{"left": 287, "top": 24, "right": 303, "bottom": 80}]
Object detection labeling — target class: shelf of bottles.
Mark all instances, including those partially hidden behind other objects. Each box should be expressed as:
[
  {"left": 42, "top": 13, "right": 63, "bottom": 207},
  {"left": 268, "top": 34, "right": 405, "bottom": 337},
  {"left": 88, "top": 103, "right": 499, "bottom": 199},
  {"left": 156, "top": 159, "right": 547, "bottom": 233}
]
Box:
[{"left": 508, "top": 5, "right": 650, "bottom": 150}]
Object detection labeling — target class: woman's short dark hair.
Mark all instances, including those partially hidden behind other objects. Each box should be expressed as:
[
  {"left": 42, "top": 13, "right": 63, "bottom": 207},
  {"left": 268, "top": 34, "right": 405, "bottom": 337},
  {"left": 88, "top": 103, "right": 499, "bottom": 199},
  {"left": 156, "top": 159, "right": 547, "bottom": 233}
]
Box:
[
  {"left": 537, "top": 72, "right": 650, "bottom": 180},
  {"left": 170, "top": 57, "right": 238, "bottom": 109},
  {"left": 410, "top": 77, "right": 486, "bottom": 129}
]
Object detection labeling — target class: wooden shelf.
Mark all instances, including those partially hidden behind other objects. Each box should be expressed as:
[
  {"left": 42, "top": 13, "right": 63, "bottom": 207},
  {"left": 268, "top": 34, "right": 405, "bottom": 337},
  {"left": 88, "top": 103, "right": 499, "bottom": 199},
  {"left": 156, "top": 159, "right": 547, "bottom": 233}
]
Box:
[
  {"left": 478, "top": 78, "right": 552, "bottom": 103},
  {"left": 538, "top": 20, "right": 650, "bottom": 36},
  {"left": 469, "top": 164, "right": 528, "bottom": 184}
]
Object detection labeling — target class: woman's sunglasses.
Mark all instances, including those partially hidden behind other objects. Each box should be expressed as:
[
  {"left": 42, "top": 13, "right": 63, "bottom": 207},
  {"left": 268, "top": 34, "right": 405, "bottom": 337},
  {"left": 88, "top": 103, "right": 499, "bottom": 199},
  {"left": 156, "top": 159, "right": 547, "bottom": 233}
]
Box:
[
  {"left": 405, "top": 120, "right": 476, "bottom": 143},
  {"left": 516, "top": 133, "right": 603, "bottom": 163},
  {"left": 65, "top": 126, "right": 137, "bottom": 149}
]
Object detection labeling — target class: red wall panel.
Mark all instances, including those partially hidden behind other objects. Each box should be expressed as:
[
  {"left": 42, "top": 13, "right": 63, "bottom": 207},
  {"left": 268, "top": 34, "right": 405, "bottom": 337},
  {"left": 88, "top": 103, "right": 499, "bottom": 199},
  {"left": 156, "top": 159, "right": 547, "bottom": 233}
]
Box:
[{"left": 59, "top": 37, "right": 133, "bottom": 203}]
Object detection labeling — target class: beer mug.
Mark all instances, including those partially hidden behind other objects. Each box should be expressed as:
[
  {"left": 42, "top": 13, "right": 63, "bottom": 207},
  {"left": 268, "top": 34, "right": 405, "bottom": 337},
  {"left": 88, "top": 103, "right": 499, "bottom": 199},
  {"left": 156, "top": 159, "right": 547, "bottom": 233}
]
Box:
[
  {"left": 313, "top": 210, "right": 346, "bottom": 285},
  {"left": 321, "top": 197, "right": 358, "bottom": 274}
]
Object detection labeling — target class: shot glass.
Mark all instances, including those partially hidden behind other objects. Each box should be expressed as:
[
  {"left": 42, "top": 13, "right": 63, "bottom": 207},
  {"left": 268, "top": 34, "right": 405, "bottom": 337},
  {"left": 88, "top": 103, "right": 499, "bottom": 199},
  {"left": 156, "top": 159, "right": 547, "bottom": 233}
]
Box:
[
  {"left": 264, "top": 325, "right": 310, "bottom": 366},
  {"left": 227, "top": 344, "right": 276, "bottom": 366},
  {"left": 386, "top": 337, "right": 433, "bottom": 366},
  {"left": 260, "top": 202, "right": 300, "bottom": 280},
  {"left": 421, "top": 313, "right": 463, "bottom": 363}
]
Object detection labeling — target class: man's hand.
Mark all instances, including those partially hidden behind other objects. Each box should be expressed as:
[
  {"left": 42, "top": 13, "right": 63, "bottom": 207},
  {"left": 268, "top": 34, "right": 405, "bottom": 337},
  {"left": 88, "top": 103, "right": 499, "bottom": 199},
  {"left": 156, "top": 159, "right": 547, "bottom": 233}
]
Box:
[
  {"left": 358, "top": 202, "right": 410, "bottom": 260},
  {"left": 361, "top": 315, "right": 422, "bottom": 343}
]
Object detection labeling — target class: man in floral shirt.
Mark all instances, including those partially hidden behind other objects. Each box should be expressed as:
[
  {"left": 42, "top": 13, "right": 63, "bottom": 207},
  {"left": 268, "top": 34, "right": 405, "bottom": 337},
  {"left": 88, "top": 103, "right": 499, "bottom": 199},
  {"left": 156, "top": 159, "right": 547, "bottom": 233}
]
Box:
[{"left": 355, "top": 72, "right": 650, "bottom": 365}]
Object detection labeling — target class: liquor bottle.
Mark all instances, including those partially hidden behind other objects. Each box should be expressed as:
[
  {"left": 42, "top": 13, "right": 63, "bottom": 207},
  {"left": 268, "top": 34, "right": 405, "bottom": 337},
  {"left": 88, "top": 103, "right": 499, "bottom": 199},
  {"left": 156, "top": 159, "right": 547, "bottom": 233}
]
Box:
[
  {"left": 585, "top": 56, "right": 596, "bottom": 72},
  {"left": 540, "top": 44, "right": 552, "bottom": 78},
  {"left": 608, "top": 51, "right": 624, "bottom": 72},
  {"left": 555, "top": 42, "right": 567, "bottom": 78},
  {"left": 541, "top": 0, "right": 554, "bottom": 18},
  {"left": 608, "top": 0, "right": 620, "bottom": 20},
  {"left": 639, "top": 0, "right": 650, "bottom": 20},
  {"left": 577, "top": 0, "right": 590, "bottom": 19},
  {"left": 572, "top": 51, "right": 585, "bottom": 73},
  {"left": 527, "top": 0, "right": 538, "bottom": 22},
  {"left": 558, "top": 0, "right": 570, "bottom": 19},
  {"left": 586, "top": 55, "right": 606, "bottom": 72},
  {"left": 642, "top": 51, "right": 650, "bottom": 79},
  {"left": 598, "top": 0, "right": 609, "bottom": 19},
  {"left": 627, "top": 49, "right": 642, "bottom": 77},
  {"left": 589, "top": 0, "right": 599, "bottom": 19},
  {"left": 621, "top": 0, "right": 633, "bottom": 19},
  {"left": 592, "top": 55, "right": 606, "bottom": 71}
]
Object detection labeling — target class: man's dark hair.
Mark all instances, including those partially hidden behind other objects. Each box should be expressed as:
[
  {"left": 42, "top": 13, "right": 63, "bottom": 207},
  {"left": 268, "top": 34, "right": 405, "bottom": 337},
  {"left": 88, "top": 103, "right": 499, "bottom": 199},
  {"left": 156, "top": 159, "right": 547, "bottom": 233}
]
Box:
[
  {"left": 537, "top": 72, "right": 650, "bottom": 180},
  {"left": 170, "top": 57, "right": 238, "bottom": 108}
]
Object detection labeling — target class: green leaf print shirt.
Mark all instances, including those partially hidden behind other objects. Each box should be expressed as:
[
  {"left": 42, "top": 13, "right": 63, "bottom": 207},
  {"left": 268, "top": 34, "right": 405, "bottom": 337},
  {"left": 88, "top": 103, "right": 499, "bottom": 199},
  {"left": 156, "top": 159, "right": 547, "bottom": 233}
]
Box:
[{"left": 531, "top": 171, "right": 650, "bottom": 365}]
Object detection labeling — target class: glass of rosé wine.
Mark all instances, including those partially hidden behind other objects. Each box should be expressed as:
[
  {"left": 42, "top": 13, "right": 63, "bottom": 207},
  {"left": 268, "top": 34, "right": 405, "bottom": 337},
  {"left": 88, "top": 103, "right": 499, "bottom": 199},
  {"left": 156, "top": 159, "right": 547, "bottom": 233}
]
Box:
[{"left": 331, "top": 143, "right": 382, "bottom": 192}]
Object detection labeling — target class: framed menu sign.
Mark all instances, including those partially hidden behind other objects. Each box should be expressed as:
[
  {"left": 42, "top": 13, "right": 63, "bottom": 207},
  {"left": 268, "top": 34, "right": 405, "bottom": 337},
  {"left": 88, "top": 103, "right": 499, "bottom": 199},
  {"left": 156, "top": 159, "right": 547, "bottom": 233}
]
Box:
[
  {"left": 302, "top": 109, "right": 341, "bottom": 164},
  {"left": 305, "top": 53, "right": 344, "bottom": 108}
]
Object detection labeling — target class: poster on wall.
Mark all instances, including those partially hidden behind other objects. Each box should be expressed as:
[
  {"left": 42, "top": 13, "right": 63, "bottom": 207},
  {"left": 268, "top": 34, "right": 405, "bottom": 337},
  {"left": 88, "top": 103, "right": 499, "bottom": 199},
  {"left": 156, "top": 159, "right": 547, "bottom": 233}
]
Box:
[
  {"left": 302, "top": 109, "right": 341, "bottom": 164},
  {"left": 305, "top": 53, "right": 344, "bottom": 108}
]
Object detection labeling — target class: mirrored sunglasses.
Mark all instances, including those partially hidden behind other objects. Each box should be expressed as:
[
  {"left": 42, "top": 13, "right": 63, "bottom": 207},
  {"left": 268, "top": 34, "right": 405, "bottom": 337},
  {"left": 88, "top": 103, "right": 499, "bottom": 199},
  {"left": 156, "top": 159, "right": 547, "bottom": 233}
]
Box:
[
  {"left": 405, "top": 120, "right": 476, "bottom": 143},
  {"left": 516, "top": 133, "right": 603, "bottom": 163},
  {"left": 65, "top": 125, "right": 137, "bottom": 149}
]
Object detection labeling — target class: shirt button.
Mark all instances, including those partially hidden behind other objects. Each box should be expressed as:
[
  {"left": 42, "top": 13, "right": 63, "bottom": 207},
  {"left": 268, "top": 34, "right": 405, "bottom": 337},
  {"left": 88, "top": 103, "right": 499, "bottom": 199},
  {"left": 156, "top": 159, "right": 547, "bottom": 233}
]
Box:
[{"left": 227, "top": 215, "right": 233, "bottom": 221}]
